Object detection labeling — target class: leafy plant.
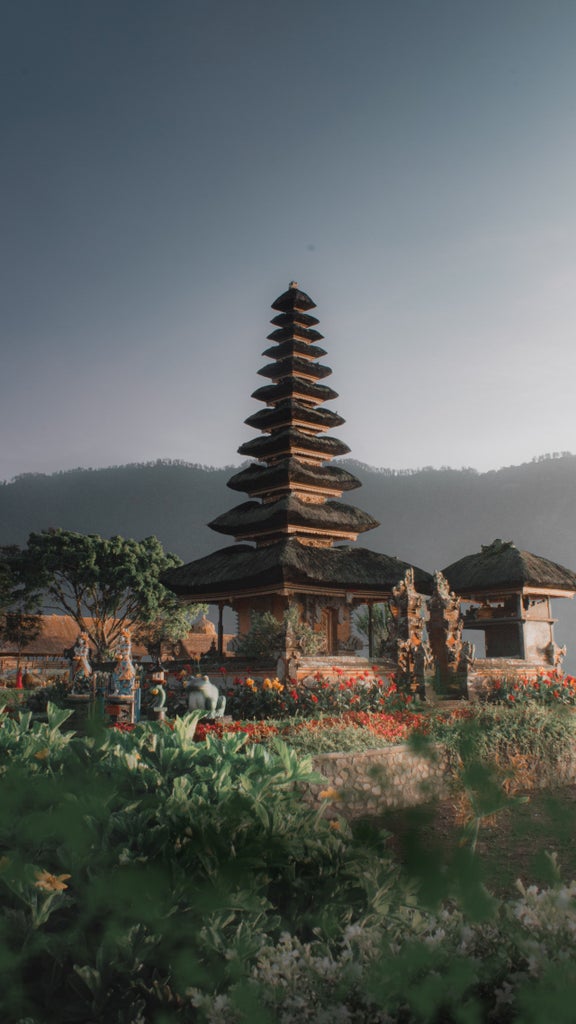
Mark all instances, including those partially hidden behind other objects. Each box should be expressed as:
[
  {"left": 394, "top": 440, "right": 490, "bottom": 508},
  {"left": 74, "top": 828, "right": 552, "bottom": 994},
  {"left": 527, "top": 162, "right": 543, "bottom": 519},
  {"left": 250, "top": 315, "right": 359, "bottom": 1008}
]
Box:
[
  {"left": 490, "top": 670, "right": 576, "bottom": 707},
  {"left": 224, "top": 671, "right": 416, "bottom": 721},
  {"left": 231, "top": 605, "right": 326, "bottom": 658}
]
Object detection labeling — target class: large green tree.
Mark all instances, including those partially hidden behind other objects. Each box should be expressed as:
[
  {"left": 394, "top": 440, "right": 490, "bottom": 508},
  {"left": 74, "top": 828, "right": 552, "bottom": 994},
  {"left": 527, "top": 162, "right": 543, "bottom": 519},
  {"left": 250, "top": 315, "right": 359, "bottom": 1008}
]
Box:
[
  {"left": 17, "top": 529, "right": 193, "bottom": 658},
  {"left": 0, "top": 546, "right": 42, "bottom": 665}
]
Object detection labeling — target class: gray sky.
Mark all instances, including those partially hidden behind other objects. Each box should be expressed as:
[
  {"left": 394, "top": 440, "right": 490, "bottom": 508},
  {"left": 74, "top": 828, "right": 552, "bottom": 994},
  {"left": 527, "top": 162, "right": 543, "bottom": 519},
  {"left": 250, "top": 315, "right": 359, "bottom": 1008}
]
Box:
[{"left": 2, "top": 0, "right": 576, "bottom": 483}]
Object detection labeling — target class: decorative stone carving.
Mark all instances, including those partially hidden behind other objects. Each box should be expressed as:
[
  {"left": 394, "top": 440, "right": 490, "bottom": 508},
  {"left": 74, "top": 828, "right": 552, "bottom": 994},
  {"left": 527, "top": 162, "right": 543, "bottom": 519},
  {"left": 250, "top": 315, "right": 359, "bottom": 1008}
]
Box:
[
  {"left": 383, "top": 569, "right": 430, "bottom": 684},
  {"left": 111, "top": 629, "right": 136, "bottom": 696},
  {"left": 427, "top": 571, "right": 472, "bottom": 685},
  {"left": 545, "top": 641, "right": 567, "bottom": 667},
  {"left": 69, "top": 633, "right": 93, "bottom": 694}
]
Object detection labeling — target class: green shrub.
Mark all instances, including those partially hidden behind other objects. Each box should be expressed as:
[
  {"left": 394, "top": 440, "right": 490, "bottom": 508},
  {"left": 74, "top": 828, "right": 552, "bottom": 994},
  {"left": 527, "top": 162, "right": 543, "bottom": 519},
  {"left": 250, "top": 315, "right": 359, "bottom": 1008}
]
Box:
[
  {"left": 428, "top": 703, "right": 576, "bottom": 767},
  {"left": 225, "top": 672, "right": 415, "bottom": 721},
  {"left": 3, "top": 704, "right": 576, "bottom": 1021},
  {"left": 0, "top": 705, "right": 407, "bottom": 1022},
  {"left": 231, "top": 606, "right": 326, "bottom": 658}
]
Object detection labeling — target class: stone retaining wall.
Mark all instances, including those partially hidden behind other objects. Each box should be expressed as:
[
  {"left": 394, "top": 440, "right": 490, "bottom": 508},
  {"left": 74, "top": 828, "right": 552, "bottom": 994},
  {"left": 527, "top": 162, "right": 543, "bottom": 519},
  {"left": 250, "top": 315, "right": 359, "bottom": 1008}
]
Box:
[
  {"left": 302, "top": 741, "right": 576, "bottom": 819},
  {"left": 304, "top": 744, "right": 447, "bottom": 818}
]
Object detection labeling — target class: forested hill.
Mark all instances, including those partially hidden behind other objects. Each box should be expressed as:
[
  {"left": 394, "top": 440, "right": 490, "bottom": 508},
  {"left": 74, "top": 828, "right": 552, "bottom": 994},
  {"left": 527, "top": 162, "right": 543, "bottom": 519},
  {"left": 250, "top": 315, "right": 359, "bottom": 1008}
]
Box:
[{"left": 1, "top": 455, "right": 575, "bottom": 577}]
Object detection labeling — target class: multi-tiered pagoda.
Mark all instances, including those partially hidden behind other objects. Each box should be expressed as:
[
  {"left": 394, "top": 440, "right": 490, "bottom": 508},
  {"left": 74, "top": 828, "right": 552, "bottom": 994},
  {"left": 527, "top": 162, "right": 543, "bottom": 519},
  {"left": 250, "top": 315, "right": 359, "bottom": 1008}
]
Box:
[{"left": 164, "top": 283, "right": 431, "bottom": 660}]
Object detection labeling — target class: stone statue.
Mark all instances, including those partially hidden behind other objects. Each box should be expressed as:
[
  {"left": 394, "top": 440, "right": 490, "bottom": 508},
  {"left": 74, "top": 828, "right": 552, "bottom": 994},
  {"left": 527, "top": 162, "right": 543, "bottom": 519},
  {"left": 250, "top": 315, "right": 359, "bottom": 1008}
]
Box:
[
  {"left": 149, "top": 683, "right": 167, "bottom": 721},
  {"left": 69, "top": 633, "right": 93, "bottom": 694},
  {"left": 546, "top": 641, "right": 567, "bottom": 667},
  {"left": 111, "top": 629, "right": 136, "bottom": 696},
  {"left": 186, "top": 675, "right": 226, "bottom": 718}
]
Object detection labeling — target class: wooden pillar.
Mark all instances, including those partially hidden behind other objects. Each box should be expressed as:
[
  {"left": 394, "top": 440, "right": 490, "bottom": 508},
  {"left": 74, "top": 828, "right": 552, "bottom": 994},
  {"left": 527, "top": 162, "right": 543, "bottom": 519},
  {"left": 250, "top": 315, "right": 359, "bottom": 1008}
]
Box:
[
  {"left": 368, "top": 602, "right": 374, "bottom": 661},
  {"left": 217, "top": 603, "right": 224, "bottom": 658}
]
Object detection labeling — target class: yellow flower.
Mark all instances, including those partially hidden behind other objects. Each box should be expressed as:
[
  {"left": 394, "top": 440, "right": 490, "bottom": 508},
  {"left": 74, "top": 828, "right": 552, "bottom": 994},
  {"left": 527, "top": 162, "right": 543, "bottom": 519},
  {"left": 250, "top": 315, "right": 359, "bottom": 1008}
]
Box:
[
  {"left": 262, "top": 678, "right": 273, "bottom": 690},
  {"left": 319, "top": 787, "right": 340, "bottom": 802},
  {"left": 34, "top": 748, "right": 50, "bottom": 761},
  {"left": 34, "top": 869, "right": 71, "bottom": 892},
  {"left": 329, "top": 820, "right": 341, "bottom": 830},
  {"left": 245, "top": 678, "right": 255, "bottom": 687}
]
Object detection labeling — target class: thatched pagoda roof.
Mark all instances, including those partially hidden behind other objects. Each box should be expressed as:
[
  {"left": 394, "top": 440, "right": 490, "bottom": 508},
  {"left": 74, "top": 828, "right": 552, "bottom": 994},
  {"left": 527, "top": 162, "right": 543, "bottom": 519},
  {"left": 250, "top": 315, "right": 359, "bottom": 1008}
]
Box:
[
  {"left": 209, "top": 496, "right": 378, "bottom": 540},
  {"left": 443, "top": 539, "right": 576, "bottom": 596},
  {"left": 163, "top": 539, "right": 433, "bottom": 599},
  {"left": 252, "top": 379, "right": 338, "bottom": 405},
  {"left": 262, "top": 340, "right": 327, "bottom": 361},
  {"left": 238, "top": 428, "right": 350, "bottom": 461},
  {"left": 245, "top": 401, "right": 344, "bottom": 434},
  {"left": 257, "top": 356, "right": 332, "bottom": 382},
  {"left": 266, "top": 326, "right": 324, "bottom": 345},
  {"left": 270, "top": 310, "right": 319, "bottom": 329},
  {"left": 271, "top": 284, "right": 316, "bottom": 312},
  {"left": 226, "top": 459, "right": 362, "bottom": 496}
]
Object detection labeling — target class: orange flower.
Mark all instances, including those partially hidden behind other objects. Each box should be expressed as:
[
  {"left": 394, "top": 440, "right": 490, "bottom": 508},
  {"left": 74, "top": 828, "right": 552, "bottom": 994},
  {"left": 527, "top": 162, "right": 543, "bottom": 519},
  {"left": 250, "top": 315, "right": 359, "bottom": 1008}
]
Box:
[
  {"left": 319, "top": 787, "right": 341, "bottom": 801},
  {"left": 34, "top": 870, "right": 71, "bottom": 892}
]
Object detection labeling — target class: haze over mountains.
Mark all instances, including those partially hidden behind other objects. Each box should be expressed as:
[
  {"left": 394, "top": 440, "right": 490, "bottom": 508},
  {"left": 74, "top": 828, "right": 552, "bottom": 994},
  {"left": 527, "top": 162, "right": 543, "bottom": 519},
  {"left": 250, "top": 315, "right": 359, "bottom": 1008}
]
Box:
[{"left": 2, "top": 454, "right": 575, "bottom": 663}]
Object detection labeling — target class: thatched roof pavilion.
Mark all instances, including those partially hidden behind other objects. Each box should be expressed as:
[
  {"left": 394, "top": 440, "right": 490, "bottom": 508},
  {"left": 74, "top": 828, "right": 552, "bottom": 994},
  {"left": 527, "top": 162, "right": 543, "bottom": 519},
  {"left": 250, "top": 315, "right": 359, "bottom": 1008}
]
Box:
[
  {"left": 443, "top": 539, "right": 576, "bottom": 596},
  {"left": 442, "top": 539, "right": 576, "bottom": 665},
  {"left": 164, "top": 283, "right": 432, "bottom": 658}
]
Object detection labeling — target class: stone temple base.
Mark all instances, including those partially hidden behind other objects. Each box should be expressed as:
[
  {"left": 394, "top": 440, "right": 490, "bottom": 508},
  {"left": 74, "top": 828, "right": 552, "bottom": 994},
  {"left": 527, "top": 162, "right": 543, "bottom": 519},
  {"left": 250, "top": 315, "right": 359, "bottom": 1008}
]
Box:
[
  {"left": 290, "top": 655, "right": 397, "bottom": 683},
  {"left": 466, "top": 658, "right": 553, "bottom": 701}
]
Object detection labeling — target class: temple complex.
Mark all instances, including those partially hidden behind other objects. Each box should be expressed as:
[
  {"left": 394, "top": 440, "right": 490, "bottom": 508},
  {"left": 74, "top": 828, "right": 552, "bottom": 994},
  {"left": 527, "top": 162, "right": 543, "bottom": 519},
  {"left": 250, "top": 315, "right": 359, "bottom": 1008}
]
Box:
[{"left": 164, "top": 283, "right": 432, "bottom": 665}]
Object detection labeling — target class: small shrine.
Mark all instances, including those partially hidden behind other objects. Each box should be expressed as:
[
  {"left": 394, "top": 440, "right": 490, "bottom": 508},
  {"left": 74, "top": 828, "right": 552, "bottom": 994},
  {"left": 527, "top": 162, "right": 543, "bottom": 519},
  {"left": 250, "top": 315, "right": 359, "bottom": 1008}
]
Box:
[
  {"left": 164, "top": 283, "right": 432, "bottom": 668},
  {"left": 442, "top": 539, "right": 576, "bottom": 674}
]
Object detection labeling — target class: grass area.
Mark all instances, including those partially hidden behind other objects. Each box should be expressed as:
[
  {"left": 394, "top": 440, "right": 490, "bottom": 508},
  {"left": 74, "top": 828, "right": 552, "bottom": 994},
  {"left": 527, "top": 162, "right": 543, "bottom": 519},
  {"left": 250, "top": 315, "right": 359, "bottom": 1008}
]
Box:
[{"left": 377, "top": 783, "right": 576, "bottom": 897}]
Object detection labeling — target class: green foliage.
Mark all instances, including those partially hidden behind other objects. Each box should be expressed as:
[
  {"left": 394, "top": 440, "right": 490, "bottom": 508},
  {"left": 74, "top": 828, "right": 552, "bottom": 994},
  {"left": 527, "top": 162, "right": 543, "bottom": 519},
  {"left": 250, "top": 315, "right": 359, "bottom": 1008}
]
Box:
[
  {"left": 225, "top": 672, "right": 412, "bottom": 721},
  {"left": 428, "top": 702, "right": 576, "bottom": 768},
  {"left": 17, "top": 528, "right": 183, "bottom": 657},
  {"left": 3, "top": 706, "right": 576, "bottom": 1020},
  {"left": 132, "top": 602, "right": 208, "bottom": 659},
  {"left": 232, "top": 605, "right": 326, "bottom": 658},
  {"left": 0, "top": 546, "right": 42, "bottom": 656},
  {"left": 271, "top": 721, "right": 409, "bottom": 754},
  {"left": 0, "top": 707, "right": 409, "bottom": 1022},
  {"left": 230, "top": 611, "right": 284, "bottom": 657},
  {"left": 490, "top": 670, "right": 576, "bottom": 706}
]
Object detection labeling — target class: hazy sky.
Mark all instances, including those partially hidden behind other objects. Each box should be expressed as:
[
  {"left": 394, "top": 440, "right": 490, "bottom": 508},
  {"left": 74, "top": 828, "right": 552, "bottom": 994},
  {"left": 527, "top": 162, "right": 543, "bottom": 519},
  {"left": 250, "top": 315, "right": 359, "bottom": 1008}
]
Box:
[{"left": 2, "top": 0, "right": 576, "bottom": 483}]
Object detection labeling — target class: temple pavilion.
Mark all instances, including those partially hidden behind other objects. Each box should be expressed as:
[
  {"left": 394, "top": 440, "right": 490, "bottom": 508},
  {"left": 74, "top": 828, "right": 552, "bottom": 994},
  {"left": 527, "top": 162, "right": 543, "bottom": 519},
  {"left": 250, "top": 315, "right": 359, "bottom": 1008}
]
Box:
[
  {"left": 442, "top": 539, "right": 576, "bottom": 667},
  {"left": 164, "top": 283, "right": 432, "bottom": 662}
]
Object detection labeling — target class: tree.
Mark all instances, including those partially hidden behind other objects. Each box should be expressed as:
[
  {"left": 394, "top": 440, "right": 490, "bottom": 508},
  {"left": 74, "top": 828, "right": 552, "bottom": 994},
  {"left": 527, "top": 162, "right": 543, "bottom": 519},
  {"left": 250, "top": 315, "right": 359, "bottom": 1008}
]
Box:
[
  {"left": 0, "top": 546, "right": 42, "bottom": 668},
  {"left": 132, "top": 602, "right": 208, "bottom": 662},
  {"left": 17, "top": 529, "right": 188, "bottom": 658}
]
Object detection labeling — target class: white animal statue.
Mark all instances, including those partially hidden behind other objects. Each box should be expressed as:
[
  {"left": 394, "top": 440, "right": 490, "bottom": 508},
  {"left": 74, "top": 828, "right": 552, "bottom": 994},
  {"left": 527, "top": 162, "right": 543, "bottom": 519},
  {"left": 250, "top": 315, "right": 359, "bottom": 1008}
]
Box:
[{"left": 186, "top": 675, "right": 226, "bottom": 718}]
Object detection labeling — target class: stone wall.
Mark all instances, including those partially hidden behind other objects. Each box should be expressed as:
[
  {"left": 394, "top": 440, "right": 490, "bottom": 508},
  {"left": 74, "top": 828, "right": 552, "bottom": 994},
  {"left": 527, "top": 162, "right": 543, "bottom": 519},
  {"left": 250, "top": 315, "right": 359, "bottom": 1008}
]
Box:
[
  {"left": 302, "top": 739, "right": 576, "bottom": 819},
  {"left": 304, "top": 744, "right": 447, "bottom": 818}
]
